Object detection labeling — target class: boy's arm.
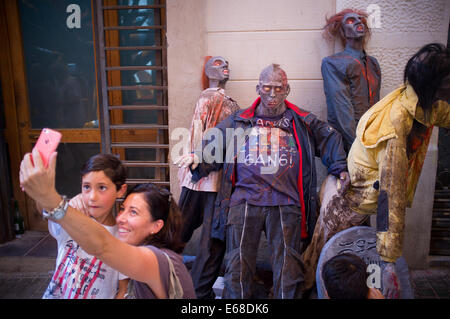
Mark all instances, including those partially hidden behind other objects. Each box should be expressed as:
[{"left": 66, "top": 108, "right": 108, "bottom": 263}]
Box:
[{"left": 68, "top": 193, "right": 89, "bottom": 216}]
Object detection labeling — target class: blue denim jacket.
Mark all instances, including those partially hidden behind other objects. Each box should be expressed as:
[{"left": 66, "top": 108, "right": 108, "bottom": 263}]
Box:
[{"left": 322, "top": 44, "right": 381, "bottom": 152}]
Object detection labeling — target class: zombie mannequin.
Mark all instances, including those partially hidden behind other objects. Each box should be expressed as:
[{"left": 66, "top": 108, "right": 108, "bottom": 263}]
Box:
[
  {"left": 302, "top": 43, "right": 450, "bottom": 298},
  {"left": 179, "top": 64, "right": 348, "bottom": 298},
  {"left": 321, "top": 9, "right": 381, "bottom": 153},
  {"left": 177, "top": 56, "right": 239, "bottom": 299}
]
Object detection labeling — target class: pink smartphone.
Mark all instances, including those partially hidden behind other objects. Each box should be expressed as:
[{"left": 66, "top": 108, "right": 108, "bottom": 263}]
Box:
[{"left": 32, "top": 128, "right": 62, "bottom": 167}]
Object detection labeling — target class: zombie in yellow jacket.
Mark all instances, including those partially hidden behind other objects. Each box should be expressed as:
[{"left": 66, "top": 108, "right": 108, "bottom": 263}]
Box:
[
  {"left": 302, "top": 43, "right": 450, "bottom": 298},
  {"left": 348, "top": 85, "right": 450, "bottom": 260}
]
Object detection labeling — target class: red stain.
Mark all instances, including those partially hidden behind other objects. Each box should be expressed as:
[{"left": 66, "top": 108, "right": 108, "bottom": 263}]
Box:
[
  {"left": 391, "top": 272, "right": 400, "bottom": 299},
  {"left": 353, "top": 58, "right": 378, "bottom": 105}
]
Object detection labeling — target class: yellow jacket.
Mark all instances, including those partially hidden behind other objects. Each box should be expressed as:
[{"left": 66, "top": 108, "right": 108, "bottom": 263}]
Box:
[{"left": 346, "top": 84, "right": 450, "bottom": 262}]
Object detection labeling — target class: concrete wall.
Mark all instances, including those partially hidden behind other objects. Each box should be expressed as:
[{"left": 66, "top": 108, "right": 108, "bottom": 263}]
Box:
[
  {"left": 205, "top": 0, "right": 335, "bottom": 119},
  {"left": 167, "top": 0, "right": 450, "bottom": 267},
  {"left": 166, "top": 0, "right": 207, "bottom": 202}
]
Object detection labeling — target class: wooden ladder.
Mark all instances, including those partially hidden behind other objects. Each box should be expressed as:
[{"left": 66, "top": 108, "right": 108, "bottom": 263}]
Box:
[{"left": 93, "top": 0, "right": 169, "bottom": 188}]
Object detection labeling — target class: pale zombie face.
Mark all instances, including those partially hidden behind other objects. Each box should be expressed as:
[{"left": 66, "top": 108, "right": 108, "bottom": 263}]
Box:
[
  {"left": 257, "top": 66, "right": 290, "bottom": 112},
  {"left": 205, "top": 56, "right": 229, "bottom": 82},
  {"left": 341, "top": 12, "right": 365, "bottom": 39}
]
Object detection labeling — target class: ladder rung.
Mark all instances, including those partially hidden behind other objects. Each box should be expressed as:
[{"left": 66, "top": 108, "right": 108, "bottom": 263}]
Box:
[
  {"left": 110, "top": 124, "right": 168, "bottom": 130},
  {"left": 111, "top": 142, "right": 169, "bottom": 148},
  {"left": 102, "top": 5, "right": 165, "bottom": 10},
  {"left": 105, "top": 66, "right": 166, "bottom": 71},
  {"left": 109, "top": 105, "right": 168, "bottom": 110},
  {"left": 123, "top": 161, "right": 169, "bottom": 168},
  {"left": 107, "top": 85, "right": 167, "bottom": 91},
  {"left": 105, "top": 46, "right": 164, "bottom": 51},
  {"left": 126, "top": 179, "right": 170, "bottom": 186},
  {"left": 104, "top": 26, "right": 164, "bottom": 31}
]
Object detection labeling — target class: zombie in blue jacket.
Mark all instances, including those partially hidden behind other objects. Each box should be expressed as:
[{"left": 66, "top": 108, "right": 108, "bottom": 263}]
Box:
[{"left": 321, "top": 9, "right": 381, "bottom": 153}]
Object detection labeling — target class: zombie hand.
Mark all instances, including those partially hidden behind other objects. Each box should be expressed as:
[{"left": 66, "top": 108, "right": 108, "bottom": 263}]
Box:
[
  {"left": 382, "top": 262, "right": 401, "bottom": 299},
  {"left": 338, "top": 171, "right": 351, "bottom": 195},
  {"left": 174, "top": 153, "right": 200, "bottom": 170}
]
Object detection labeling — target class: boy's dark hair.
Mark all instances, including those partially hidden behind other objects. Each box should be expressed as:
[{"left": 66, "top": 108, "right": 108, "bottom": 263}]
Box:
[
  {"left": 81, "top": 154, "right": 127, "bottom": 190},
  {"left": 322, "top": 253, "right": 369, "bottom": 299},
  {"left": 404, "top": 43, "right": 450, "bottom": 114},
  {"left": 127, "top": 183, "right": 185, "bottom": 253}
]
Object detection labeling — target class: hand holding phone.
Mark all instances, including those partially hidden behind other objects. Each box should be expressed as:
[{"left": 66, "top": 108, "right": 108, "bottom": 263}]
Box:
[{"left": 32, "top": 128, "right": 62, "bottom": 167}]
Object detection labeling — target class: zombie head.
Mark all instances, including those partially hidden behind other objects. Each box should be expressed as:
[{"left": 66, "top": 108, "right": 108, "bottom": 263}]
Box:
[
  {"left": 323, "top": 9, "right": 371, "bottom": 48},
  {"left": 404, "top": 43, "right": 450, "bottom": 113},
  {"left": 256, "top": 64, "right": 290, "bottom": 113},
  {"left": 203, "top": 56, "right": 229, "bottom": 89},
  {"left": 341, "top": 12, "right": 365, "bottom": 40}
]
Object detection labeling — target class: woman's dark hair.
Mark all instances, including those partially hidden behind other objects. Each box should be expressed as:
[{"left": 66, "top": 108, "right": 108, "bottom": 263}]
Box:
[
  {"left": 127, "top": 183, "right": 185, "bottom": 253},
  {"left": 81, "top": 153, "right": 127, "bottom": 191},
  {"left": 404, "top": 43, "right": 450, "bottom": 114},
  {"left": 322, "top": 253, "right": 369, "bottom": 299}
]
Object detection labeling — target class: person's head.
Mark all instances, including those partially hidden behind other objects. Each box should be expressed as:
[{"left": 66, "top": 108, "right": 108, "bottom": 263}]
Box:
[
  {"left": 203, "top": 56, "right": 229, "bottom": 89},
  {"left": 323, "top": 8, "right": 371, "bottom": 48},
  {"left": 256, "top": 64, "right": 290, "bottom": 112},
  {"left": 116, "top": 183, "right": 184, "bottom": 253},
  {"left": 80, "top": 154, "right": 127, "bottom": 223},
  {"left": 322, "top": 253, "right": 369, "bottom": 299},
  {"left": 404, "top": 43, "right": 450, "bottom": 116}
]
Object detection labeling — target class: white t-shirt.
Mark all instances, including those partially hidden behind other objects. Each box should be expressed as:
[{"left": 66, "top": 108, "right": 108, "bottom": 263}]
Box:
[{"left": 43, "top": 220, "right": 125, "bottom": 299}]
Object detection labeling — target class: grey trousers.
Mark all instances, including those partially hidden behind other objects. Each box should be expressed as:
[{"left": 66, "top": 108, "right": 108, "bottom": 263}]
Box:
[{"left": 223, "top": 203, "right": 305, "bottom": 299}]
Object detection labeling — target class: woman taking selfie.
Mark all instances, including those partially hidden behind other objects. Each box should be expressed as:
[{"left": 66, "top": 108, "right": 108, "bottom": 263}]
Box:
[{"left": 20, "top": 148, "right": 196, "bottom": 299}]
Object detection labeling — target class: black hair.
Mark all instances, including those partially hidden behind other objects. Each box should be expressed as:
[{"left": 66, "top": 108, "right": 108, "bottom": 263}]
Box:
[
  {"left": 81, "top": 153, "right": 127, "bottom": 191},
  {"left": 322, "top": 253, "right": 369, "bottom": 299},
  {"left": 126, "top": 183, "right": 185, "bottom": 253},
  {"left": 404, "top": 43, "right": 450, "bottom": 115}
]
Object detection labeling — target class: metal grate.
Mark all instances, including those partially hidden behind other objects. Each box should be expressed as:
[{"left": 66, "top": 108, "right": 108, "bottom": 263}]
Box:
[
  {"left": 93, "top": 0, "right": 169, "bottom": 187},
  {"left": 430, "top": 127, "right": 450, "bottom": 256},
  {"left": 431, "top": 189, "right": 450, "bottom": 256}
]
